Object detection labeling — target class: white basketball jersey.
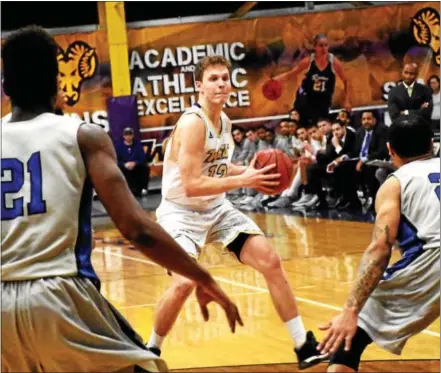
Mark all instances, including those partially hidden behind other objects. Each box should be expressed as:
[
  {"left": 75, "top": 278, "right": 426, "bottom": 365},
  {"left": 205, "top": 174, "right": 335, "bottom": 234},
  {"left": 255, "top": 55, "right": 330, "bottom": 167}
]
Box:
[
  {"left": 1, "top": 113, "right": 99, "bottom": 287},
  {"left": 161, "top": 103, "right": 234, "bottom": 211},
  {"left": 392, "top": 157, "right": 440, "bottom": 252}
]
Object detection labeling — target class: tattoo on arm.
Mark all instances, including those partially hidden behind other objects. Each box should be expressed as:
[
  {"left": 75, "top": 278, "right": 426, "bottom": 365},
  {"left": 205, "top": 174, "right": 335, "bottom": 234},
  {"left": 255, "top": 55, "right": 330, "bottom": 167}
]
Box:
[
  {"left": 346, "top": 223, "right": 394, "bottom": 311},
  {"left": 371, "top": 224, "right": 395, "bottom": 248}
]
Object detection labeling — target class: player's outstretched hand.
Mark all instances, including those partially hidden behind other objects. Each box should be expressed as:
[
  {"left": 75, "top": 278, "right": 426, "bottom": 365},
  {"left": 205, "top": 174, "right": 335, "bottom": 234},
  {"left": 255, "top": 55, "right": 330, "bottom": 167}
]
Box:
[
  {"left": 196, "top": 281, "right": 244, "bottom": 333},
  {"left": 240, "top": 156, "right": 281, "bottom": 194},
  {"left": 317, "top": 309, "right": 358, "bottom": 354}
]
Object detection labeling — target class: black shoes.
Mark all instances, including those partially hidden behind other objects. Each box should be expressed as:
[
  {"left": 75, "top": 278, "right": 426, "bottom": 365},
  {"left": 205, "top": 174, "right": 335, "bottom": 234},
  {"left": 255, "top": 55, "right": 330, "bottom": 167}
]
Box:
[
  {"left": 294, "top": 331, "right": 329, "bottom": 370},
  {"left": 147, "top": 346, "right": 161, "bottom": 357}
]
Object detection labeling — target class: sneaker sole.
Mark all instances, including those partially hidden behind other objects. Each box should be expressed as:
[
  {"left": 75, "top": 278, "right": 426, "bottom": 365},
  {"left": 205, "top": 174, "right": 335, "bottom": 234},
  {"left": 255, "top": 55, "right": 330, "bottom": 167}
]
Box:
[{"left": 298, "top": 353, "right": 329, "bottom": 370}]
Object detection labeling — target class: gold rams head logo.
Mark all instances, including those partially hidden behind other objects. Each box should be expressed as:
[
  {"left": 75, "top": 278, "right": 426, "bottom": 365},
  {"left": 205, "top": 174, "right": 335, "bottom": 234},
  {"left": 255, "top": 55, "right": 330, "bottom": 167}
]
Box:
[
  {"left": 411, "top": 8, "right": 440, "bottom": 66},
  {"left": 57, "top": 41, "right": 98, "bottom": 106}
]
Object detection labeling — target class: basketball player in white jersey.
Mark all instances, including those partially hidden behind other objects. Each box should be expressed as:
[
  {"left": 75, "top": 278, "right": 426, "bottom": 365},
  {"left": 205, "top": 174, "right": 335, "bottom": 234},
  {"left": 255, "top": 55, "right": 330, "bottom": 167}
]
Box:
[
  {"left": 316, "top": 115, "right": 440, "bottom": 372},
  {"left": 146, "top": 55, "right": 328, "bottom": 369},
  {"left": 1, "top": 26, "right": 243, "bottom": 373}
]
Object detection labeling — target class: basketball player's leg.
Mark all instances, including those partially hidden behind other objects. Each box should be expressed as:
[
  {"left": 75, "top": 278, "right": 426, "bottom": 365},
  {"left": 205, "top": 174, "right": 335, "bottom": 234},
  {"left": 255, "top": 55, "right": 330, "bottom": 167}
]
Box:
[
  {"left": 327, "top": 248, "right": 440, "bottom": 372},
  {"left": 239, "top": 234, "right": 299, "bottom": 324},
  {"left": 149, "top": 271, "right": 197, "bottom": 342},
  {"left": 211, "top": 203, "right": 327, "bottom": 368},
  {"left": 227, "top": 232, "right": 328, "bottom": 368},
  {"left": 326, "top": 327, "right": 372, "bottom": 372},
  {"left": 210, "top": 203, "right": 300, "bottom": 328},
  {"left": 147, "top": 235, "right": 199, "bottom": 353}
]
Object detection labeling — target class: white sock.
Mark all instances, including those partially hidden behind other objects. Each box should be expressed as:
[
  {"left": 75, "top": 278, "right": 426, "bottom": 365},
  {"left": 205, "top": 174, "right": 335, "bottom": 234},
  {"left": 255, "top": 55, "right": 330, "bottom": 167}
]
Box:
[
  {"left": 147, "top": 329, "right": 165, "bottom": 350},
  {"left": 285, "top": 316, "right": 307, "bottom": 348}
]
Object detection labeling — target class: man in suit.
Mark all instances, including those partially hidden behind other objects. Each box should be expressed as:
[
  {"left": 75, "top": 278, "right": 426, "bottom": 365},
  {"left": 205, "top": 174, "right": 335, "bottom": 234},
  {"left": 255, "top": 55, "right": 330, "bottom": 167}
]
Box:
[
  {"left": 301, "top": 119, "right": 356, "bottom": 210},
  {"left": 388, "top": 63, "right": 433, "bottom": 123},
  {"left": 331, "top": 111, "right": 389, "bottom": 210}
]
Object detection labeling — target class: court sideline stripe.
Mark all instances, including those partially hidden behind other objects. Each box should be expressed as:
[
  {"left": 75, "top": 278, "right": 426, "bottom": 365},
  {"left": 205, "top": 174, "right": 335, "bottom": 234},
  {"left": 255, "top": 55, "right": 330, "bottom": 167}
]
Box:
[{"left": 94, "top": 248, "right": 440, "bottom": 338}]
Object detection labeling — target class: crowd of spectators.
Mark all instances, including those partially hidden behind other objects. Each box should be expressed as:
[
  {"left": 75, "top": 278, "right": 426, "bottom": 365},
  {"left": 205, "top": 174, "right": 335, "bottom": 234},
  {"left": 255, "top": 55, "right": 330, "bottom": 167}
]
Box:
[{"left": 228, "top": 67, "right": 439, "bottom": 214}]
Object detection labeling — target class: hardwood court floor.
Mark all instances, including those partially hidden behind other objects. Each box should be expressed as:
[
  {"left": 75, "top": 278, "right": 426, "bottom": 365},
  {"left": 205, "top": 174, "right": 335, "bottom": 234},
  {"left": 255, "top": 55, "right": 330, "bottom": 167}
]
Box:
[{"left": 92, "top": 211, "right": 440, "bottom": 372}]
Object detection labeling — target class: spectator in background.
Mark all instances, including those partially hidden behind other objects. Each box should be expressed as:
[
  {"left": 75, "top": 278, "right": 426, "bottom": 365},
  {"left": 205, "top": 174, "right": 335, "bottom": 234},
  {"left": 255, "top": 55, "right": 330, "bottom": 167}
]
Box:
[
  {"left": 275, "top": 120, "right": 295, "bottom": 157},
  {"left": 291, "top": 125, "right": 311, "bottom": 157},
  {"left": 269, "top": 125, "right": 324, "bottom": 209},
  {"left": 302, "top": 120, "right": 357, "bottom": 210},
  {"left": 317, "top": 117, "right": 332, "bottom": 137},
  {"left": 289, "top": 109, "right": 301, "bottom": 123},
  {"left": 287, "top": 119, "right": 299, "bottom": 138},
  {"left": 336, "top": 109, "right": 350, "bottom": 126},
  {"left": 240, "top": 128, "right": 276, "bottom": 211},
  {"left": 245, "top": 128, "right": 258, "bottom": 147},
  {"left": 428, "top": 75, "right": 440, "bottom": 132},
  {"left": 256, "top": 125, "right": 273, "bottom": 151},
  {"left": 387, "top": 63, "right": 433, "bottom": 123},
  {"left": 235, "top": 128, "right": 260, "bottom": 206},
  {"left": 229, "top": 126, "right": 256, "bottom": 202},
  {"left": 115, "top": 127, "right": 149, "bottom": 197},
  {"left": 307, "top": 124, "right": 327, "bottom": 154},
  {"left": 331, "top": 111, "right": 388, "bottom": 210},
  {"left": 232, "top": 126, "right": 254, "bottom": 165},
  {"left": 337, "top": 109, "right": 357, "bottom": 133}
]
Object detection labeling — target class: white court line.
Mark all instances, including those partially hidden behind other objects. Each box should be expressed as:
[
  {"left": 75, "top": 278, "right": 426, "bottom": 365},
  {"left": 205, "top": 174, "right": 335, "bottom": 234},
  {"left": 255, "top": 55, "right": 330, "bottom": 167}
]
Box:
[
  {"left": 119, "top": 302, "right": 157, "bottom": 310},
  {"left": 118, "top": 290, "right": 267, "bottom": 310},
  {"left": 95, "top": 248, "right": 159, "bottom": 266},
  {"left": 95, "top": 248, "right": 440, "bottom": 338}
]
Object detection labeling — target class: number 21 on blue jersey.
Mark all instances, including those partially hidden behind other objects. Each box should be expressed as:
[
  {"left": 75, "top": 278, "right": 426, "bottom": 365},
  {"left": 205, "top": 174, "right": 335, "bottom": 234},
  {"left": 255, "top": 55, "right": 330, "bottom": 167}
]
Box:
[{"left": 1, "top": 152, "right": 47, "bottom": 220}]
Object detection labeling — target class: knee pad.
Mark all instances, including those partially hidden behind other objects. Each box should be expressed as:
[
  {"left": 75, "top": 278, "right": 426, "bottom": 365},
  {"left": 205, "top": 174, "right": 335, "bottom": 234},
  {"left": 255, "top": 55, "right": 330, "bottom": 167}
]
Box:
[{"left": 328, "top": 327, "right": 372, "bottom": 372}]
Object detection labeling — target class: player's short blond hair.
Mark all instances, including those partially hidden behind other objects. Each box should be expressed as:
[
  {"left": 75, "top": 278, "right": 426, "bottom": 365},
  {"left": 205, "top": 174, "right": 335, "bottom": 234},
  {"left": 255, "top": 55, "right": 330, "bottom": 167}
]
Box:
[{"left": 194, "top": 56, "right": 232, "bottom": 82}]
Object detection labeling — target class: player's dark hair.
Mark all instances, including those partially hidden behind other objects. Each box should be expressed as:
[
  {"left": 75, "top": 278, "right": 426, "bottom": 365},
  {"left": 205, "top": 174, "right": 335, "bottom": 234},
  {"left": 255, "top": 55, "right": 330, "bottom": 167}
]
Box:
[
  {"left": 313, "top": 33, "right": 328, "bottom": 45},
  {"left": 388, "top": 115, "right": 433, "bottom": 158},
  {"left": 2, "top": 25, "right": 59, "bottom": 109}
]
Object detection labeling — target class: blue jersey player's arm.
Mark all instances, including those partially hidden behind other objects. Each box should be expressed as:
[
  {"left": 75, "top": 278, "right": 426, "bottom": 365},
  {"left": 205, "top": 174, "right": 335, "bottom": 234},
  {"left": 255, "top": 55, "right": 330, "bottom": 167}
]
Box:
[
  {"left": 317, "top": 176, "right": 401, "bottom": 354},
  {"left": 77, "top": 123, "right": 243, "bottom": 333}
]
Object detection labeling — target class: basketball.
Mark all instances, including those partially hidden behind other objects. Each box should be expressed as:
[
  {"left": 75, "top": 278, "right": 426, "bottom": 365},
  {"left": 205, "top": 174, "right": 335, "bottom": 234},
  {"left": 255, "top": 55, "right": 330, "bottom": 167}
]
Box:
[
  {"left": 254, "top": 149, "right": 294, "bottom": 195},
  {"left": 262, "top": 79, "right": 283, "bottom": 100}
]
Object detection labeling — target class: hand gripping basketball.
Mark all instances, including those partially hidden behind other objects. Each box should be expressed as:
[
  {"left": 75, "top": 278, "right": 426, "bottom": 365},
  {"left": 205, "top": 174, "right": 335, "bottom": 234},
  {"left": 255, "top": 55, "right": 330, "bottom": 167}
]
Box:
[{"left": 254, "top": 149, "right": 294, "bottom": 195}]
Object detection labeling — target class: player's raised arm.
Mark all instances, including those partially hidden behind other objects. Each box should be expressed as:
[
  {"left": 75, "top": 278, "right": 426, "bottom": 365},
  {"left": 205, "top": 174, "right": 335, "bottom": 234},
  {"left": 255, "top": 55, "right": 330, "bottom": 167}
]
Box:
[
  {"left": 77, "top": 123, "right": 243, "bottom": 331},
  {"left": 177, "top": 114, "right": 281, "bottom": 196}
]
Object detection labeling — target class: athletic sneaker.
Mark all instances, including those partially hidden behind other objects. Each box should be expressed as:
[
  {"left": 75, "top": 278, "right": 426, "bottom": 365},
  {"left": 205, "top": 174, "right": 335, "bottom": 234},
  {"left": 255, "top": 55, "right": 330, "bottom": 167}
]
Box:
[
  {"left": 147, "top": 346, "right": 161, "bottom": 357},
  {"left": 294, "top": 331, "right": 329, "bottom": 370}
]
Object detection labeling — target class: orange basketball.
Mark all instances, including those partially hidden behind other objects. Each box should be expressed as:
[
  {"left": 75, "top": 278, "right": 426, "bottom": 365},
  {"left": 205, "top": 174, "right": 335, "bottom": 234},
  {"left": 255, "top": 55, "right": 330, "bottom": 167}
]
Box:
[
  {"left": 262, "top": 79, "right": 283, "bottom": 100},
  {"left": 254, "top": 149, "right": 294, "bottom": 195}
]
